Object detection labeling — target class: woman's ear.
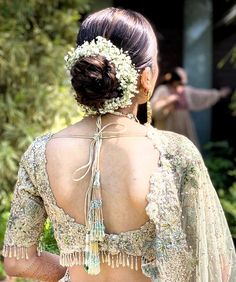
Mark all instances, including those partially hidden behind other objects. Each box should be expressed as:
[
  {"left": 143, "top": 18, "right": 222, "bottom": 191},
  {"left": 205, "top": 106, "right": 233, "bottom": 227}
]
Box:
[
  {"left": 140, "top": 67, "right": 152, "bottom": 92},
  {"left": 135, "top": 67, "right": 153, "bottom": 105},
  {"left": 136, "top": 65, "right": 158, "bottom": 104}
]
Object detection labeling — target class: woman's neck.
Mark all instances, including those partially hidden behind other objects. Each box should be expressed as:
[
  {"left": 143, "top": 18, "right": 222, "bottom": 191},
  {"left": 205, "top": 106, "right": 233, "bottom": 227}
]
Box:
[{"left": 114, "top": 103, "right": 138, "bottom": 117}]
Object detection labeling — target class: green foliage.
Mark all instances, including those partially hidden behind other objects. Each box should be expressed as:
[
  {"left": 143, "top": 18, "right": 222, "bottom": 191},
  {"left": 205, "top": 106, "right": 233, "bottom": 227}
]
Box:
[
  {"left": 229, "top": 89, "right": 236, "bottom": 116},
  {"left": 217, "top": 44, "right": 236, "bottom": 115},
  {"left": 217, "top": 45, "right": 236, "bottom": 69},
  {"left": 0, "top": 211, "right": 9, "bottom": 251},
  {"left": 215, "top": 8, "right": 236, "bottom": 239},
  {"left": 204, "top": 141, "right": 236, "bottom": 238},
  {"left": 0, "top": 260, "right": 5, "bottom": 280},
  {"left": 0, "top": 0, "right": 91, "bottom": 208},
  {"left": 41, "top": 219, "right": 59, "bottom": 254},
  {"left": 204, "top": 141, "right": 235, "bottom": 188},
  {"left": 0, "top": 0, "right": 92, "bottom": 279}
]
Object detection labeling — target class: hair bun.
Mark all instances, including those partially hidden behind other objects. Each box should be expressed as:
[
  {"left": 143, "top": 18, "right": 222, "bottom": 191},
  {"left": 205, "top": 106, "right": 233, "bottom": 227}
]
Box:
[{"left": 70, "top": 55, "right": 122, "bottom": 109}]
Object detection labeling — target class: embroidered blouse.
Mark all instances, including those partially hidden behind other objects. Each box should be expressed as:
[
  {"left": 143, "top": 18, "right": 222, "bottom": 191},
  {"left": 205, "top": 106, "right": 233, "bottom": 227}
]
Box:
[{"left": 2, "top": 126, "right": 236, "bottom": 281}]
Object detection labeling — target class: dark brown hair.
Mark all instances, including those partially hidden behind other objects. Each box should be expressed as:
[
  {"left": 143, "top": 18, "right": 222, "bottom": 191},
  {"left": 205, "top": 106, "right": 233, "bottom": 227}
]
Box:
[{"left": 71, "top": 7, "right": 157, "bottom": 109}]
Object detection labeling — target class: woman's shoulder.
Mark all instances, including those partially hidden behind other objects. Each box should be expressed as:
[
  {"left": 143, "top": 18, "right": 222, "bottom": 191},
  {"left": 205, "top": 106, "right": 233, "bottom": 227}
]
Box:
[
  {"left": 30, "top": 132, "right": 53, "bottom": 150},
  {"left": 149, "top": 126, "right": 202, "bottom": 165},
  {"left": 21, "top": 132, "right": 53, "bottom": 163}
]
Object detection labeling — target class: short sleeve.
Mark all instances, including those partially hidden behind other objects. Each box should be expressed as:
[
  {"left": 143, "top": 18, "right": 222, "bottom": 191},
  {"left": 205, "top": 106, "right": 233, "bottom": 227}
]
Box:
[
  {"left": 180, "top": 140, "right": 236, "bottom": 281},
  {"left": 2, "top": 142, "right": 47, "bottom": 259}
]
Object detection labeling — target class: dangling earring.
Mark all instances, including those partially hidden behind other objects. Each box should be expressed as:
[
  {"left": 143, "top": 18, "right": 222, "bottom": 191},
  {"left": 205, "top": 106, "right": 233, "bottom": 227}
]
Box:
[{"left": 146, "top": 91, "right": 152, "bottom": 125}]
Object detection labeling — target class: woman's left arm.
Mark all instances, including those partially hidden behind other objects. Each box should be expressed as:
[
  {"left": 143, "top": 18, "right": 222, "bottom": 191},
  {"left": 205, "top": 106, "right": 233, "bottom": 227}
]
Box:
[
  {"left": 180, "top": 138, "right": 236, "bottom": 281},
  {"left": 2, "top": 142, "right": 66, "bottom": 281}
]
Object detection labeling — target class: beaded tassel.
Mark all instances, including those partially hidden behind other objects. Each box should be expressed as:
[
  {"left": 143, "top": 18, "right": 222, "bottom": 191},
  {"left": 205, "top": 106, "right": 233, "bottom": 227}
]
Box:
[
  {"left": 2, "top": 245, "right": 29, "bottom": 260},
  {"left": 135, "top": 256, "right": 139, "bottom": 271},
  {"left": 89, "top": 171, "right": 105, "bottom": 242},
  {"left": 59, "top": 251, "right": 139, "bottom": 271},
  {"left": 122, "top": 253, "right": 126, "bottom": 266},
  {"left": 116, "top": 254, "right": 119, "bottom": 267},
  {"left": 84, "top": 169, "right": 105, "bottom": 275},
  {"left": 131, "top": 255, "right": 134, "bottom": 269},
  {"left": 84, "top": 240, "right": 100, "bottom": 275},
  {"left": 119, "top": 252, "right": 122, "bottom": 265}
]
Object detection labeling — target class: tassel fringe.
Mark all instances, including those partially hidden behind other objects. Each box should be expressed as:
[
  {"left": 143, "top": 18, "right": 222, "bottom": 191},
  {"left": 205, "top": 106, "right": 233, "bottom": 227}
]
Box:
[
  {"left": 59, "top": 251, "right": 139, "bottom": 271},
  {"left": 2, "top": 245, "right": 31, "bottom": 260},
  {"left": 2, "top": 246, "right": 140, "bottom": 271}
]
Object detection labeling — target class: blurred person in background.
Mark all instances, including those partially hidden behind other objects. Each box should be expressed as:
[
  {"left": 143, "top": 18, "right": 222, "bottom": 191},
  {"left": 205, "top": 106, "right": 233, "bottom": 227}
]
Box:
[{"left": 151, "top": 67, "right": 231, "bottom": 148}]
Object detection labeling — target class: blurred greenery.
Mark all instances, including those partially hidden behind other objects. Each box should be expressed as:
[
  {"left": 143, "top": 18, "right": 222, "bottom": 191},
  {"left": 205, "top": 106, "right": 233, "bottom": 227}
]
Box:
[
  {"left": 41, "top": 219, "right": 59, "bottom": 254},
  {"left": 0, "top": 0, "right": 92, "bottom": 210},
  {"left": 215, "top": 19, "right": 236, "bottom": 240},
  {"left": 230, "top": 89, "right": 236, "bottom": 116},
  {"left": 218, "top": 45, "right": 236, "bottom": 116},
  {"left": 204, "top": 141, "right": 236, "bottom": 239},
  {"left": 0, "top": 0, "right": 92, "bottom": 280}
]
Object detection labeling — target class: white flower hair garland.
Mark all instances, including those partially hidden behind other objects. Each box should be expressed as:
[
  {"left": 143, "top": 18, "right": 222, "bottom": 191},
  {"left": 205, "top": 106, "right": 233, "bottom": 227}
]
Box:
[{"left": 65, "top": 36, "right": 139, "bottom": 115}]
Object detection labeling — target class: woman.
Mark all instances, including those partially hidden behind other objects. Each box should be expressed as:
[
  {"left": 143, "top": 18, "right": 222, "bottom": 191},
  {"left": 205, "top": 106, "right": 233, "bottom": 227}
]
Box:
[
  {"left": 151, "top": 67, "right": 230, "bottom": 148},
  {"left": 3, "top": 7, "right": 236, "bottom": 282}
]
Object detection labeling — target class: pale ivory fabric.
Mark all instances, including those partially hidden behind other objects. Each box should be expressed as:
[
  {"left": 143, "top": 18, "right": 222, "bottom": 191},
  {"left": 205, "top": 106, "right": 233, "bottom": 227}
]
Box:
[
  {"left": 152, "top": 85, "right": 222, "bottom": 148},
  {"left": 2, "top": 126, "right": 236, "bottom": 281}
]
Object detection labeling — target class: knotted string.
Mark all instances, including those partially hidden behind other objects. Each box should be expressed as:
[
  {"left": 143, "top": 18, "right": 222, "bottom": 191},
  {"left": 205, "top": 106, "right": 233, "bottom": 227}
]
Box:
[
  {"left": 73, "top": 116, "right": 126, "bottom": 229},
  {"left": 72, "top": 116, "right": 126, "bottom": 183}
]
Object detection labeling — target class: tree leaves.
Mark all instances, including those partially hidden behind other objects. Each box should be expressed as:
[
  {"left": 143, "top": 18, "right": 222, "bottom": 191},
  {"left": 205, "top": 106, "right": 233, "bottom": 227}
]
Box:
[{"left": 0, "top": 0, "right": 91, "bottom": 208}]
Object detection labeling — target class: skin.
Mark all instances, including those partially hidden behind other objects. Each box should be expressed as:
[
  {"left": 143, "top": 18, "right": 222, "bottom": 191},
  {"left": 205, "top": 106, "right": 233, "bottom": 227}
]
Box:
[{"left": 4, "top": 50, "right": 159, "bottom": 281}]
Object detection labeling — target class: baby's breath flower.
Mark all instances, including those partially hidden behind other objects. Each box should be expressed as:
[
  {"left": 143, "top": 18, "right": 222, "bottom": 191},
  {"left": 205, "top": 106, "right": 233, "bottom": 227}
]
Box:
[{"left": 64, "top": 36, "right": 139, "bottom": 115}]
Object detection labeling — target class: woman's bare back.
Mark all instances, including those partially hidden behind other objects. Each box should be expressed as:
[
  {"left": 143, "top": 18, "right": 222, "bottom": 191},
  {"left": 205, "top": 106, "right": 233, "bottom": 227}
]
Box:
[{"left": 46, "top": 116, "right": 159, "bottom": 281}]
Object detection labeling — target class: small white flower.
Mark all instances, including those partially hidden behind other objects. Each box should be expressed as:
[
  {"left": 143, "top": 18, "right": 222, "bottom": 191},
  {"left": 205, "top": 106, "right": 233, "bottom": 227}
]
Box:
[{"left": 65, "top": 36, "right": 139, "bottom": 115}]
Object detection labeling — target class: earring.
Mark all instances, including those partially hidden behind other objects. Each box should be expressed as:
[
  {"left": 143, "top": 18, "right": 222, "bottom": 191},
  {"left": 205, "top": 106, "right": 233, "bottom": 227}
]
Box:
[{"left": 146, "top": 91, "right": 152, "bottom": 125}]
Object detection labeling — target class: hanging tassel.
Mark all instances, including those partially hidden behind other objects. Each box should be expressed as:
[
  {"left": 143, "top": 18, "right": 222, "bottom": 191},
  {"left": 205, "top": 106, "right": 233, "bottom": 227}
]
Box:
[
  {"left": 78, "top": 251, "right": 82, "bottom": 265},
  {"left": 84, "top": 240, "right": 100, "bottom": 275},
  {"left": 116, "top": 254, "right": 119, "bottom": 267},
  {"left": 2, "top": 245, "right": 29, "bottom": 260},
  {"left": 111, "top": 255, "right": 115, "bottom": 268},
  {"left": 127, "top": 255, "right": 130, "bottom": 267},
  {"left": 78, "top": 116, "right": 111, "bottom": 275},
  {"left": 135, "top": 256, "right": 139, "bottom": 271},
  {"left": 108, "top": 253, "right": 111, "bottom": 266},
  {"left": 83, "top": 169, "right": 105, "bottom": 275},
  {"left": 119, "top": 252, "right": 122, "bottom": 265},
  {"left": 84, "top": 233, "right": 90, "bottom": 268},
  {"left": 131, "top": 255, "right": 134, "bottom": 269},
  {"left": 88, "top": 170, "right": 105, "bottom": 242},
  {"left": 122, "top": 253, "right": 126, "bottom": 267},
  {"left": 101, "top": 251, "right": 105, "bottom": 263}
]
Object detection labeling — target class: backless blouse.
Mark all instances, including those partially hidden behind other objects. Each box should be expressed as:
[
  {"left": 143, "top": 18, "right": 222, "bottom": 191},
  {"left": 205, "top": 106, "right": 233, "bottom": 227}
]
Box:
[{"left": 3, "top": 125, "right": 236, "bottom": 281}]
